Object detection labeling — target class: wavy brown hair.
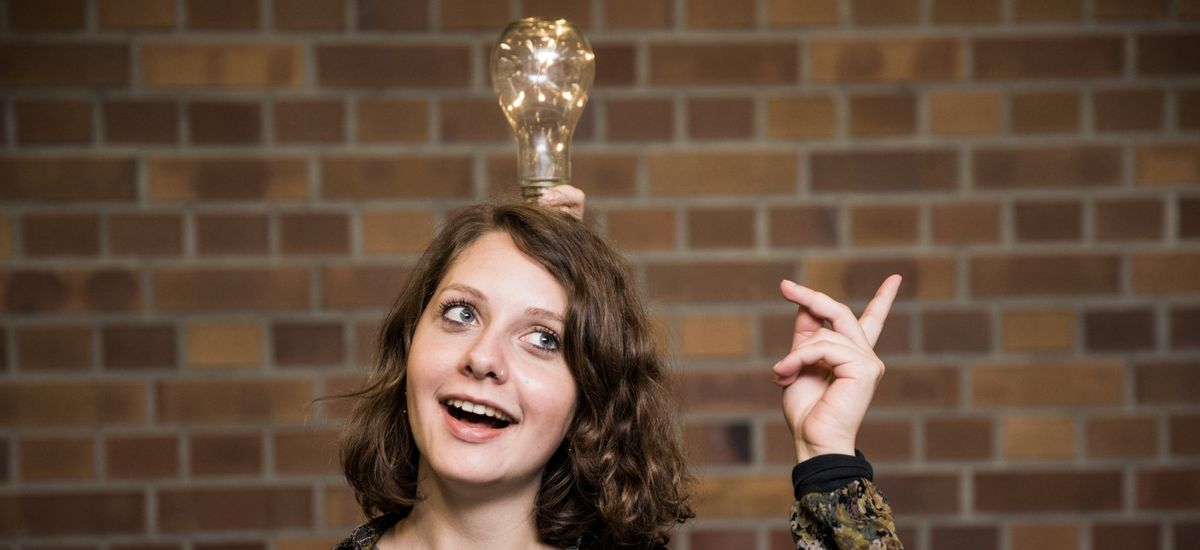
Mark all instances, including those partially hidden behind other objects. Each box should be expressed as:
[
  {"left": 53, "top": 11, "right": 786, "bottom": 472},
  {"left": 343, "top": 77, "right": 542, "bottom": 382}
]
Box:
[{"left": 339, "top": 203, "right": 693, "bottom": 548}]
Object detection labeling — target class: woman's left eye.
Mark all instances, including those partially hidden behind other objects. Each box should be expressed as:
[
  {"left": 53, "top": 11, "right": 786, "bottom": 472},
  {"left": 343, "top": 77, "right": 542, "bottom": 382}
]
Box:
[
  {"left": 442, "top": 304, "right": 476, "bottom": 325},
  {"left": 523, "top": 329, "right": 561, "bottom": 352}
]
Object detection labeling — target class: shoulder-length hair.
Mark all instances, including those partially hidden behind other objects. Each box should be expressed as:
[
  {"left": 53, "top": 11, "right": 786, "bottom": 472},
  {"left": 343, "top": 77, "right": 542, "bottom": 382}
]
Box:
[{"left": 339, "top": 203, "right": 693, "bottom": 548}]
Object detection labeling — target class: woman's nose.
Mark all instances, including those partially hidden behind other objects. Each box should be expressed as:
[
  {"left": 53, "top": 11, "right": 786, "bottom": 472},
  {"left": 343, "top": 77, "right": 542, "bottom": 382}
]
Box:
[{"left": 463, "top": 330, "right": 508, "bottom": 383}]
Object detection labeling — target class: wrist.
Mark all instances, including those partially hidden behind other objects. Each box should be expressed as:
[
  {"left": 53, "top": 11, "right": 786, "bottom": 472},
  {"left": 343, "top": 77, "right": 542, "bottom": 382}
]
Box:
[{"left": 796, "top": 443, "right": 856, "bottom": 463}]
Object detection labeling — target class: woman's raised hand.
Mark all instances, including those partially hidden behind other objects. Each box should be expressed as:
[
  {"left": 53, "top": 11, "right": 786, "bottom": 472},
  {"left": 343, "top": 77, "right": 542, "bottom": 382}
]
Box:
[
  {"left": 773, "top": 275, "right": 902, "bottom": 462},
  {"left": 538, "top": 184, "right": 585, "bottom": 220}
]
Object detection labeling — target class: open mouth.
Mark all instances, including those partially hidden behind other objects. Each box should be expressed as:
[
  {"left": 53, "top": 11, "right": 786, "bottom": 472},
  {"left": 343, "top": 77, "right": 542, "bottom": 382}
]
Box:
[{"left": 442, "top": 399, "right": 513, "bottom": 429}]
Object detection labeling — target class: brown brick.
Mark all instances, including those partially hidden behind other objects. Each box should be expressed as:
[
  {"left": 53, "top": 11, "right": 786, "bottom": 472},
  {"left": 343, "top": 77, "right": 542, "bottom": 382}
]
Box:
[
  {"left": 1, "top": 269, "right": 141, "bottom": 314},
  {"left": 852, "top": 0, "right": 919, "bottom": 25},
  {"left": 806, "top": 256, "right": 955, "bottom": 300},
  {"left": 649, "top": 152, "right": 795, "bottom": 195},
  {"left": 15, "top": 100, "right": 93, "bottom": 145},
  {"left": 16, "top": 326, "right": 92, "bottom": 371},
  {"left": 689, "top": 0, "right": 754, "bottom": 27},
  {"left": 280, "top": 212, "right": 349, "bottom": 255},
  {"left": 870, "top": 474, "right": 959, "bottom": 514},
  {"left": 1002, "top": 308, "right": 1074, "bottom": 352},
  {"left": 1172, "top": 306, "right": 1200, "bottom": 349},
  {"left": 812, "top": 149, "right": 957, "bottom": 192},
  {"left": 680, "top": 314, "right": 751, "bottom": 357},
  {"left": 593, "top": 43, "right": 636, "bottom": 87},
  {"left": 0, "top": 216, "right": 10, "bottom": 259},
  {"left": 1013, "top": 0, "right": 1081, "bottom": 20},
  {"left": 187, "top": 0, "right": 259, "bottom": 29},
  {"left": 275, "top": 430, "right": 340, "bottom": 474},
  {"left": 149, "top": 157, "right": 307, "bottom": 201},
  {"left": 762, "top": 422, "right": 797, "bottom": 463},
  {"left": 694, "top": 475, "right": 793, "bottom": 517},
  {"left": 769, "top": 0, "right": 839, "bottom": 25},
  {"left": 972, "top": 254, "right": 1120, "bottom": 297},
  {"left": 321, "top": 266, "right": 410, "bottom": 309},
  {"left": 688, "top": 98, "right": 754, "bottom": 140},
  {"left": 1003, "top": 415, "right": 1076, "bottom": 460},
  {"left": 0, "top": 41, "right": 126, "bottom": 88},
  {"left": 0, "top": 492, "right": 144, "bottom": 536},
  {"left": 98, "top": 0, "right": 177, "bottom": 29},
  {"left": 0, "top": 158, "right": 136, "bottom": 202},
  {"left": 972, "top": 361, "right": 1124, "bottom": 406},
  {"left": 438, "top": 0, "right": 508, "bottom": 29},
  {"left": 158, "top": 379, "right": 311, "bottom": 423},
  {"left": 922, "top": 310, "right": 990, "bottom": 354},
  {"left": 933, "top": 0, "right": 999, "bottom": 23},
  {"left": 356, "top": 99, "right": 427, "bottom": 142},
  {"left": 685, "top": 422, "right": 752, "bottom": 465},
  {"left": 9, "top": 0, "right": 86, "bottom": 29},
  {"left": 0, "top": 381, "right": 145, "bottom": 427},
  {"left": 1185, "top": 0, "right": 1200, "bottom": 18},
  {"left": 272, "top": 322, "right": 344, "bottom": 366},
  {"left": 318, "top": 44, "right": 469, "bottom": 88},
  {"left": 1178, "top": 523, "right": 1200, "bottom": 549},
  {"left": 850, "top": 204, "right": 918, "bottom": 246},
  {"left": 691, "top": 529, "right": 755, "bottom": 549},
  {"left": 1090, "top": 523, "right": 1159, "bottom": 550},
  {"left": 648, "top": 261, "right": 791, "bottom": 303},
  {"left": 678, "top": 368, "right": 780, "bottom": 413},
  {"left": 929, "top": 90, "right": 1002, "bottom": 135},
  {"left": 1085, "top": 308, "right": 1156, "bottom": 352},
  {"left": 1014, "top": 201, "right": 1082, "bottom": 242},
  {"left": 102, "top": 324, "right": 176, "bottom": 370},
  {"left": 606, "top": 98, "right": 673, "bottom": 141},
  {"left": 849, "top": 93, "right": 916, "bottom": 136},
  {"left": 109, "top": 213, "right": 181, "bottom": 257},
  {"left": 1088, "top": 415, "right": 1157, "bottom": 458},
  {"left": 857, "top": 420, "right": 913, "bottom": 461},
  {"left": 1171, "top": 414, "right": 1200, "bottom": 455},
  {"left": 155, "top": 268, "right": 310, "bottom": 311},
  {"left": 1135, "top": 360, "right": 1200, "bottom": 404},
  {"left": 185, "top": 321, "right": 263, "bottom": 368},
  {"left": 689, "top": 208, "right": 755, "bottom": 249},
  {"left": 873, "top": 364, "right": 960, "bottom": 408},
  {"left": 605, "top": 208, "right": 676, "bottom": 251},
  {"left": 141, "top": 43, "right": 302, "bottom": 89},
  {"left": 356, "top": 0, "right": 425, "bottom": 30},
  {"left": 768, "top": 205, "right": 838, "bottom": 248},
  {"left": 439, "top": 97, "right": 509, "bottom": 142},
  {"left": 106, "top": 435, "right": 178, "bottom": 479},
  {"left": 361, "top": 210, "right": 434, "bottom": 255},
  {"left": 976, "top": 471, "right": 1121, "bottom": 512},
  {"left": 1139, "top": 33, "right": 1200, "bottom": 75},
  {"left": 1185, "top": 196, "right": 1200, "bottom": 238},
  {"left": 23, "top": 213, "right": 100, "bottom": 257},
  {"left": 189, "top": 101, "right": 262, "bottom": 144},
  {"left": 926, "top": 417, "right": 992, "bottom": 460},
  {"left": 605, "top": 0, "right": 671, "bottom": 28},
  {"left": 1180, "top": 89, "right": 1200, "bottom": 130},
  {"left": 104, "top": 99, "right": 178, "bottom": 145},
  {"left": 324, "top": 485, "right": 366, "bottom": 527},
  {"left": 1138, "top": 468, "right": 1200, "bottom": 509},
  {"left": 931, "top": 201, "right": 1000, "bottom": 244},
  {"left": 158, "top": 487, "right": 311, "bottom": 531},
  {"left": 651, "top": 42, "right": 797, "bottom": 85},
  {"left": 875, "top": 311, "right": 911, "bottom": 355},
  {"left": 1095, "top": 198, "right": 1162, "bottom": 241},
  {"left": 1136, "top": 142, "right": 1200, "bottom": 185},
  {"left": 190, "top": 433, "right": 261, "bottom": 475},
  {"left": 195, "top": 213, "right": 268, "bottom": 256},
  {"left": 321, "top": 155, "right": 472, "bottom": 199},
  {"left": 1095, "top": 89, "right": 1164, "bottom": 132},
  {"left": 766, "top": 94, "right": 836, "bottom": 139},
  {"left": 1011, "top": 91, "right": 1080, "bottom": 133},
  {"left": 1011, "top": 523, "right": 1080, "bottom": 550},
  {"left": 932, "top": 526, "right": 998, "bottom": 550},
  {"left": 809, "top": 37, "right": 960, "bottom": 83},
  {"left": 974, "top": 35, "right": 1123, "bottom": 79},
  {"left": 274, "top": 99, "right": 344, "bottom": 143},
  {"left": 273, "top": 0, "right": 345, "bottom": 30},
  {"left": 20, "top": 437, "right": 94, "bottom": 481},
  {"left": 1133, "top": 251, "right": 1200, "bottom": 293}
]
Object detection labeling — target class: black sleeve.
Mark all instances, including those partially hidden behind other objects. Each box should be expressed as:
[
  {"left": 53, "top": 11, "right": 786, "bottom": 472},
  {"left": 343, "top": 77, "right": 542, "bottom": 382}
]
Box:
[{"left": 791, "top": 450, "right": 873, "bottom": 500}]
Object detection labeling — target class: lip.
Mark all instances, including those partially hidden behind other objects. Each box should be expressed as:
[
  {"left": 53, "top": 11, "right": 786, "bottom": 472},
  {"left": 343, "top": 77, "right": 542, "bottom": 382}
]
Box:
[
  {"left": 440, "top": 393, "right": 519, "bottom": 423},
  {"left": 438, "top": 393, "right": 518, "bottom": 444}
]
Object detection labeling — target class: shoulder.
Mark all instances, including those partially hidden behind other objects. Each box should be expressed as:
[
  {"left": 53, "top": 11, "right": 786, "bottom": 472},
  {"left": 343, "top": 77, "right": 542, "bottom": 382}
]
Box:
[{"left": 331, "top": 514, "right": 401, "bottom": 550}]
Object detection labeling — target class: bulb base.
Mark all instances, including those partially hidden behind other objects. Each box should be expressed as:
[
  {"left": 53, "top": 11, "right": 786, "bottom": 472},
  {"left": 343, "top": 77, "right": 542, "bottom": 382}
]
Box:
[{"left": 520, "top": 179, "right": 565, "bottom": 201}]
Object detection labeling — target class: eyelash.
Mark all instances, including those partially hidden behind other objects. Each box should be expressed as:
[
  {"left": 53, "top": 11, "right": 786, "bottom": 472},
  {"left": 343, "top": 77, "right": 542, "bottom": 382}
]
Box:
[{"left": 437, "top": 299, "right": 562, "bottom": 354}]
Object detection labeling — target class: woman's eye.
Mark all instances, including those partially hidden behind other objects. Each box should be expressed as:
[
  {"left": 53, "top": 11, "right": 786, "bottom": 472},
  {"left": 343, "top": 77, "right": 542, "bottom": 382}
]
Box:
[
  {"left": 525, "top": 330, "right": 560, "bottom": 352},
  {"left": 442, "top": 305, "right": 475, "bottom": 324}
]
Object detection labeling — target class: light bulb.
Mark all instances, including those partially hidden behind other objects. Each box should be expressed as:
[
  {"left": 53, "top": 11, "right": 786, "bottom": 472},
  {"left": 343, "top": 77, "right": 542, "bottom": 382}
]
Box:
[{"left": 491, "top": 17, "right": 595, "bottom": 200}]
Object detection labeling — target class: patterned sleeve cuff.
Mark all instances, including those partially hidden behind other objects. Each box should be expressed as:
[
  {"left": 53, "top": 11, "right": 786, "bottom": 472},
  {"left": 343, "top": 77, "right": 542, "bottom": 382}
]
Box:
[{"left": 791, "top": 450, "right": 874, "bottom": 500}]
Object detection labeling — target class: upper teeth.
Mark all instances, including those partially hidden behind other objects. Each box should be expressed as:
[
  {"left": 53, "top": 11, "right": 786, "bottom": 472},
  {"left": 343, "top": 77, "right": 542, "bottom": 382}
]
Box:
[{"left": 447, "top": 399, "right": 513, "bottom": 422}]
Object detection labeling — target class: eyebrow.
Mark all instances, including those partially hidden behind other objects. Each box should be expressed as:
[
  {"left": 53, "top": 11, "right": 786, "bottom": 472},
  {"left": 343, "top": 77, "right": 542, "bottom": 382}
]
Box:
[{"left": 440, "top": 284, "right": 564, "bottom": 324}]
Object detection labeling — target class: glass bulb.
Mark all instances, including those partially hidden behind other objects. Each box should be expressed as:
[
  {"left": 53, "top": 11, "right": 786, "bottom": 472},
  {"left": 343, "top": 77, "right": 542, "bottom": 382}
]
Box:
[{"left": 491, "top": 17, "right": 595, "bottom": 200}]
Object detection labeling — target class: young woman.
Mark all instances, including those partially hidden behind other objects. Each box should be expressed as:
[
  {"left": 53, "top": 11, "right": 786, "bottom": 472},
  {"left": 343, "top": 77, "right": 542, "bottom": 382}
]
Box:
[{"left": 333, "top": 188, "right": 903, "bottom": 549}]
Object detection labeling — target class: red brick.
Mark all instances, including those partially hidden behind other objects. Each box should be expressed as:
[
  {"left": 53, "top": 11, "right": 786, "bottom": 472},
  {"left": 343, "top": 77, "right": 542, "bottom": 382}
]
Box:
[
  {"left": 1095, "top": 89, "right": 1164, "bottom": 132},
  {"left": 196, "top": 213, "right": 268, "bottom": 256},
  {"left": 190, "top": 433, "right": 261, "bottom": 475},
  {"left": 649, "top": 152, "right": 795, "bottom": 195},
  {"left": 605, "top": 208, "right": 676, "bottom": 251},
  {"left": 0, "top": 492, "right": 144, "bottom": 536},
  {"left": 273, "top": 0, "right": 345, "bottom": 30},
  {"left": 1011, "top": 523, "right": 1081, "bottom": 550},
  {"left": 158, "top": 487, "right": 311, "bottom": 531},
  {"left": 689, "top": 0, "right": 754, "bottom": 28},
  {"left": 873, "top": 364, "right": 960, "bottom": 408},
  {"left": 1172, "top": 306, "right": 1200, "bottom": 349},
  {"left": 922, "top": 310, "right": 990, "bottom": 353},
  {"left": 158, "top": 379, "right": 312, "bottom": 423},
  {"left": 23, "top": 213, "right": 100, "bottom": 257},
  {"left": 931, "top": 201, "right": 1000, "bottom": 244},
  {"left": 607, "top": 98, "right": 673, "bottom": 141},
  {"left": 1135, "top": 360, "right": 1200, "bottom": 404},
  {"left": 812, "top": 149, "right": 957, "bottom": 192},
  {"left": 975, "top": 471, "right": 1122, "bottom": 512},
  {"left": 932, "top": 0, "right": 999, "bottom": 23},
  {"left": 974, "top": 35, "right": 1123, "bottom": 79},
  {"left": 975, "top": 146, "right": 1121, "bottom": 188},
  {"left": 104, "top": 99, "right": 178, "bottom": 144},
  {"left": 274, "top": 99, "right": 344, "bottom": 143},
  {"left": 689, "top": 208, "right": 755, "bottom": 249},
  {"left": 1133, "top": 251, "right": 1200, "bottom": 293},
  {"left": 1138, "top": 468, "right": 1200, "bottom": 509},
  {"left": 647, "top": 261, "right": 791, "bottom": 303},
  {"left": 688, "top": 98, "right": 755, "bottom": 140},
  {"left": 677, "top": 369, "right": 779, "bottom": 413},
  {"left": 1138, "top": 33, "right": 1200, "bottom": 75},
  {"left": 1013, "top": 0, "right": 1080, "bottom": 21},
  {"left": 274, "top": 430, "right": 339, "bottom": 474},
  {"left": 1170, "top": 414, "right": 1200, "bottom": 455},
  {"left": 932, "top": 526, "right": 998, "bottom": 550},
  {"left": 593, "top": 43, "right": 636, "bottom": 87},
  {"left": 0, "top": 158, "right": 136, "bottom": 202},
  {"left": 321, "top": 155, "right": 472, "bottom": 199},
  {"left": 141, "top": 43, "right": 302, "bottom": 89},
  {"left": 1093, "top": 523, "right": 1159, "bottom": 550},
  {"left": 685, "top": 422, "right": 752, "bottom": 465},
  {"left": 102, "top": 324, "right": 176, "bottom": 370},
  {"left": 766, "top": 94, "right": 836, "bottom": 139},
  {"left": 154, "top": 268, "right": 310, "bottom": 311},
  {"left": 20, "top": 437, "right": 95, "bottom": 481},
  {"left": 0, "top": 42, "right": 129, "bottom": 88},
  {"left": 1088, "top": 415, "right": 1157, "bottom": 458},
  {"left": 318, "top": 44, "right": 469, "bottom": 88},
  {"left": 1011, "top": 91, "right": 1079, "bottom": 134},
  {"left": 189, "top": 101, "right": 262, "bottom": 144},
  {"left": 15, "top": 100, "right": 93, "bottom": 145},
  {"left": 690, "top": 529, "right": 755, "bottom": 549},
  {"left": 321, "top": 266, "right": 410, "bottom": 309},
  {"left": 357, "top": 0, "right": 426, "bottom": 30},
  {"left": 849, "top": 93, "right": 916, "bottom": 136},
  {"left": 98, "top": 0, "right": 177, "bottom": 29},
  {"left": 605, "top": 0, "right": 671, "bottom": 28},
  {"left": 16, "top": 326, "right": 92, "bottom": 371},
  {"left": 805, "top": 256, "right": 956, "bottom": 300},
  {"left": 1136, "top": 142, "right": 1200, "bottom": 185},
  {"left": 874, "top": 474, "right": 960, "bottom": 514},
  {"left": 1085, "top": 308, "right": 1156, "bottom": 352},
  {"left": 1, "top": 269, "right": 141, "bottom": 314},
  {"left": 9, "top": 0, "right": 86, "bottom": 29},
  {"left": 852, "top": 0, "right": 919, "bottom": 25},
  {"left": 650, "top": 42, "right": 798, "bottom": 85},
  {"left": 106, "top": 435, "right": 178, "bottom": 479},
  {"left": 972, "top": 361, "right": 1125, "bottom": 406},
  {"left": 809, "top": 37, "right": 961, "bottom": 83},
  {"left": 926, "top": 417, "right": 993, "bottom": 460},
  {"left": 439, "top": 98, "right": 510, "bottom": 142},
  {"left": 850, "top": 204, "right": 918, "bottom": 246},
  {"left": 149, "top": 157, "right": 307, "bottom": 201},
  {"left": 768, "top": 205, "right": 838, "bottom": 247},
  {"left": 280, "top": 212, "right": 349, "bottom": 255},
  {"left": 272, "top": 322, "right": 344, "bottom": 366},
  {"left": 356, "top": 99, "right": 427, "bottom": 142},
  {"left": 1095, "top": 198, "right": 1163, "bottom": 241},
  {"left": 1014, "top": 201, "right": 1082, "bottom": 242},
  {"left": 110, "top": 213, "right": 182, "bottom": 256},
  {"left": 0, "top": 381, "right": 146, "bottom": 427},
  {"left": 186, "top": 0, "right": 259, "bottom": 29}
]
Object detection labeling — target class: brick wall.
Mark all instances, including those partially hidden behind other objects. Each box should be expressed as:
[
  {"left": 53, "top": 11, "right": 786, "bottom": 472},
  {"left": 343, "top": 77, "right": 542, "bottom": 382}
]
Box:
[{"left": 1, "top": 0, "right": 1198, "bottom": 549}]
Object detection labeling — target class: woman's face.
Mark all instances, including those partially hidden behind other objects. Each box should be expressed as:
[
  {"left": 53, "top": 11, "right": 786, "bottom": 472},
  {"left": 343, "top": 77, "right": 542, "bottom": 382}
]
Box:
[{"left": 406, "top": 231, "right": 577, "bottom": 492}]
